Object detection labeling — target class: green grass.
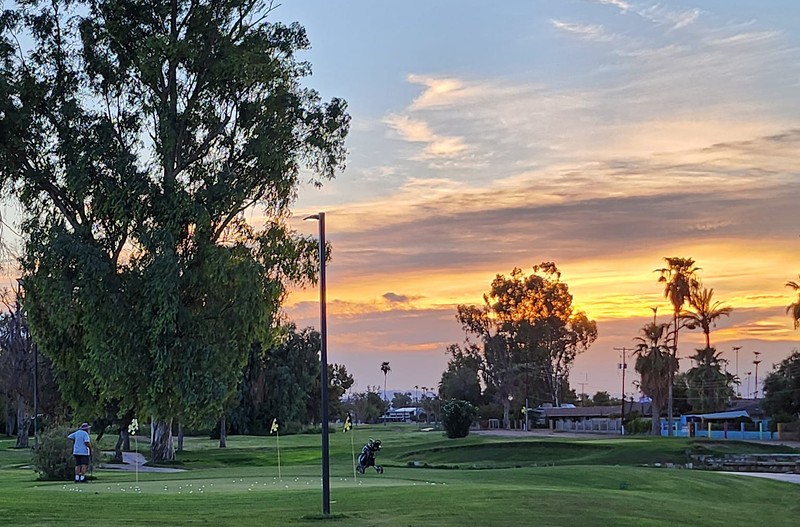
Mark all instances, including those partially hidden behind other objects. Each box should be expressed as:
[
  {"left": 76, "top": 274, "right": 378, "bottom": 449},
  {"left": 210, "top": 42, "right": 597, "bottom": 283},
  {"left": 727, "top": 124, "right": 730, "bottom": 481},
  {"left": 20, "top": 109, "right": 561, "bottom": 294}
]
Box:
[{"left": 1, "top": 428, "right": 798, "bottom": 526}]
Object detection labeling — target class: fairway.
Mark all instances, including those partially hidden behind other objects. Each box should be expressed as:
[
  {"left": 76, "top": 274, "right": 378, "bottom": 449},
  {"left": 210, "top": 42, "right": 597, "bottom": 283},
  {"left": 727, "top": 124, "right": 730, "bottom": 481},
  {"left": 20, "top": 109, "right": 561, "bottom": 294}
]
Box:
[{"left": 1, "top": 427, "right": 798, "bottom": 526}]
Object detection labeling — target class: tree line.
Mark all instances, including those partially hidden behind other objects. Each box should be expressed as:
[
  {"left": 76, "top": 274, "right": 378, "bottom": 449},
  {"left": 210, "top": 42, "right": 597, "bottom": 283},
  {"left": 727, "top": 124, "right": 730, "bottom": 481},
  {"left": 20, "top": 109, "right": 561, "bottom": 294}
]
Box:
[{"left": 436, "top": 257, "right": 800, "bottom": 433}]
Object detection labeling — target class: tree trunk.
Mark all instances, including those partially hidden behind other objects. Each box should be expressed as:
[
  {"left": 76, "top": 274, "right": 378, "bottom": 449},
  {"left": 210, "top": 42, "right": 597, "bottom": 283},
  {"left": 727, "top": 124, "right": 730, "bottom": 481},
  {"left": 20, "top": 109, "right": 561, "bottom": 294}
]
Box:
[
  {"left": 219, "top": 417, "right": 227, "bottom": 448},
  {"left": 151, "top": 419, "right": 175, "bottom": 462},
  {"left": 668, "top": 313, "right": 678, "bottom": 437},
  {"left": 502, "top": 399, "right": 511, "bottom": 429},
  {"left": 113, "top": 431, "right": 124, "bottom": 463},
  {"left": 15, "top": 395, "right": 30, "bottom": 449},
  {"left": 3, "top": 394, "right": 14, "bottom": 437},
  {"left": 651, "top": 402, "right": 662, "bottom": 436},
  {"left": 177, "top": 422, "right": 184, "bottom": 452},
  {"left": 122, "top": 428, "right": 131, "bottom": 451}
]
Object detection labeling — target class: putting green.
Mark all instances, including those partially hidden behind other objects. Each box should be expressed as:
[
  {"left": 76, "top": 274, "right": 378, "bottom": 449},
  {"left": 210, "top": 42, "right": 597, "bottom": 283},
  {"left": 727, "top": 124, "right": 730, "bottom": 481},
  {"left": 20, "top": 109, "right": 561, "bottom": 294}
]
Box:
[{"left": 34, "top": 473, "right": 450, "bottom": 495}]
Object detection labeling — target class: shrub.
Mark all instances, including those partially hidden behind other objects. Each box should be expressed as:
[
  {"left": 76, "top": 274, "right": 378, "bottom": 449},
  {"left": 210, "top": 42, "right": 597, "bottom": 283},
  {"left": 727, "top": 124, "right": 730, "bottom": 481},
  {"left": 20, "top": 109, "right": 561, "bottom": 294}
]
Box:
[
  {"left": 441, "top": 399, "right": 477, "bottom": 439},
  {"left": 32, "top": 426, "right": 102, "bottom": 481},
  {"left": 624, "top": 417, "right": 652, "bottom": 435}
]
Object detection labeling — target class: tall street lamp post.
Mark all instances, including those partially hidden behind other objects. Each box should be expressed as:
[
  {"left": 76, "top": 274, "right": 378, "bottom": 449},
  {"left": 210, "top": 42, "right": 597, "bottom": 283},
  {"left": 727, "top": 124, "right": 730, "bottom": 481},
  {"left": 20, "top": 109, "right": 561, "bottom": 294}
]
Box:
[
  {"left": 752, "top": 351, "right": 761, "bottom": 399},
  {"left": 745, "top": 371, "right": 752, "bottom": 399},
  {"left": 304, "top": 212, "right": 330, "bottom": 516}
]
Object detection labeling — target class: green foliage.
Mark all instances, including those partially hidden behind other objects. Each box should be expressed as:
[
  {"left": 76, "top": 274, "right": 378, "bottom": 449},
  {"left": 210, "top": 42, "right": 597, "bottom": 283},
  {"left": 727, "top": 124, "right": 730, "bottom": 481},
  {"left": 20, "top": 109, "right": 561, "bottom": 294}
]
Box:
[
  {"left": 634, "top": 322, "right": 677, "bottom": 435},
  {"left": 441, "top": 399, "right": 477, "bottom": 439},
  {"left": 0, "top": 0, "right": 348, "bottom": 461},
  {"left": 455, "top": 263, "right": 598, "bottom": 417},
  {"left": 592, "top": 391, "right": 611, "bottom": 405},
  {"left": 684, "top": 347, "right": 736, "bottom": 413},
  {"left": 347, "top": 386, "right": 388, "bottom": 424},
  {"left": 308, "top": 363, "right": 355, "bottom": 425},
  {"left": 762, "top": 350, "right": 800, "bottom": 420},
  {"left": 391, "top": 392, "right": 412, "bottom": 409},
  {"left": 439, "top": 344, "right": 482, "bottom": 405},
  {"left": 624, "top": 417, "right": 653, "bottom": 435},
  {"left": 264, "top": 325, "right": 321, "bottom": 426},
  {"left": 31, "top": 426, "right": 101, "bottom": 481},
  {"left": 227, "top": 327, "right": 353, "bottom": 433}
]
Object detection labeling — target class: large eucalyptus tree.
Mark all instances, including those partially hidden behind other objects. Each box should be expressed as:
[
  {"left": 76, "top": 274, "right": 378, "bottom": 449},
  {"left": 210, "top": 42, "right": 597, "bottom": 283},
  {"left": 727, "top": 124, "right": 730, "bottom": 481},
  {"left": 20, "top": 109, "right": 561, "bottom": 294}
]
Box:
[
  {"left": 0, "top": 0, "right": 348, "bottom": 460},
  {"left": 457, "top": 263, "right": 597, "bottom": 428}
]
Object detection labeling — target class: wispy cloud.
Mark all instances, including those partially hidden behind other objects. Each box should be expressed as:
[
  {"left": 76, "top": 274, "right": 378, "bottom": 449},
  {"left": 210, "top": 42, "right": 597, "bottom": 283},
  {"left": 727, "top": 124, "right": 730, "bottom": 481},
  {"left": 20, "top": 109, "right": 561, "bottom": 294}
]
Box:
[
  {"left": 551, "top": 19, "right": 616, "bottom": 42},
  {"left": 383, "top": 114, "right": 468, "bottom": 159},
  {"left": 638, "top": 5, "right": 701, "bottom": 30},
  {"left": 591, "top": 0, "right": 631, "bottom": 12},
  {"left": 707, "top": 30, "right": 781, "bottom": 47},
  {"left": 283, "top": 1, "right": 800, "bottom": 393}
]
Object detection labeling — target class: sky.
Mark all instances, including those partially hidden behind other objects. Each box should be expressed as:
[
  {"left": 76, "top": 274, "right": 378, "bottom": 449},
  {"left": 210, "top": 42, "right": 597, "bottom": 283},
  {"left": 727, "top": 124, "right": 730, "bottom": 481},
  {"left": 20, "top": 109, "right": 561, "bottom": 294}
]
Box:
[
  {"left": 1, "top": 1, "right": 797, "bottom": 402},
  {"left": 265, "top": 0, "right": 800, "bottom": 399}
]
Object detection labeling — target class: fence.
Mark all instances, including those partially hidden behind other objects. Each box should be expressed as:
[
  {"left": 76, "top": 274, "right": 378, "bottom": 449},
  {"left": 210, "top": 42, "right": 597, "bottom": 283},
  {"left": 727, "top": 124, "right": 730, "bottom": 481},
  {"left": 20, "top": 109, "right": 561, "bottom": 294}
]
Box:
[{"left": 553, "top": 418, "right": 622, "bottom": 433}]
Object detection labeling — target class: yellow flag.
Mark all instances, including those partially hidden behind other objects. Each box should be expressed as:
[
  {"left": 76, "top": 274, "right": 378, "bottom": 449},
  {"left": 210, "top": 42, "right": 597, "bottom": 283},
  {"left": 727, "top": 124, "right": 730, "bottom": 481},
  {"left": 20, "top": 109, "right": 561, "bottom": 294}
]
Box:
[
  {"left": 270, "top": 418, "right": 279, "bottom": 434},
  {"left": 343, "top": 414, "right": 352, "bottom": 432}
]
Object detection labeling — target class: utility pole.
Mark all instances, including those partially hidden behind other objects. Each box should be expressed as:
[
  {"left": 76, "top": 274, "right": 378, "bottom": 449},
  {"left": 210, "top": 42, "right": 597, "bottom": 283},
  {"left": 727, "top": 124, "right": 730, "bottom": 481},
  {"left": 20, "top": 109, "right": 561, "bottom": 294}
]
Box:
[
  {"left": 732, "top": 346, "right": 741, "bottom": 397},
  {"left": 753, "top": 351, "right": 762, "bottom": 399},
  {"left": 614, "top": 347, "right": 633, "bottom": 435},
  {"left": 578, "top": 375, "right": 588, "bottom": 407}
]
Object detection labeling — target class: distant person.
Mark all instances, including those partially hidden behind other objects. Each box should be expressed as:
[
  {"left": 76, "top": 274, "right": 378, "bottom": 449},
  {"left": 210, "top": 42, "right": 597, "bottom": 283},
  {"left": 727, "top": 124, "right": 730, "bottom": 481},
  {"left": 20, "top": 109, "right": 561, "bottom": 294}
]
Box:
[{"left": 67, "top": 423, "right": 92, "bottom": 483}]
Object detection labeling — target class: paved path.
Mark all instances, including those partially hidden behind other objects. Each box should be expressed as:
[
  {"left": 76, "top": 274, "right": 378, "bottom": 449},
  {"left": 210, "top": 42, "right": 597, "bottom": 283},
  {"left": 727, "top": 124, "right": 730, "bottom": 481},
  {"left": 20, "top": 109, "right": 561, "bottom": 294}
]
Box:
[{"left": 102, "top": 451, "right": 185, "bottom": 473}]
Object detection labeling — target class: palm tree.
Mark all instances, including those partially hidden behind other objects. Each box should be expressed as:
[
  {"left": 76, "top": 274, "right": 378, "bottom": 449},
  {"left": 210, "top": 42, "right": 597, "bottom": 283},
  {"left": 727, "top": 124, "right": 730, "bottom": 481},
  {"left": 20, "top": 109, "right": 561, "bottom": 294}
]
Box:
[
  {"left": 656, "top": 256, "right": 700, "bottom": 435},
  {"left": 786, "top": 277, "right": 800, "bottom": 329},
  {"left": 685, "top": 347, "right": 736, "bottom": 413},
  {"left": 681, "top": 286, "right": 733, "bottom": 351},
  {"left": 634, "top": 322, "right": 677, "bottom": 435},
  {"left": 380, "top": 361, "right": 391, "bottom": 402}
]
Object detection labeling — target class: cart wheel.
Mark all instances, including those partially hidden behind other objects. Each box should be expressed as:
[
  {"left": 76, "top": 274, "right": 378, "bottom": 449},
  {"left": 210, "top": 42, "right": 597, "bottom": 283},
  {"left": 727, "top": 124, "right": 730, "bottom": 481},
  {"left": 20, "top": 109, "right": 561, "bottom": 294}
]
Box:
[
  {"left": 376, "top": 466, "right": 384, "bottom": 474},
  {"left": 356, "top": 465, "right": 365, "bottom": 474}
]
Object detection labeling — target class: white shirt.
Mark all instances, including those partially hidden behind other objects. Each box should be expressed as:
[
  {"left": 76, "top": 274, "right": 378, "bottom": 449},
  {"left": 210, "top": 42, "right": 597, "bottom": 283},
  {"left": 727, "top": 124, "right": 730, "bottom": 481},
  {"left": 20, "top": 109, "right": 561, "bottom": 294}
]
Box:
[{"left": 68, "top": 429, "right": 91, "bottom": 455}]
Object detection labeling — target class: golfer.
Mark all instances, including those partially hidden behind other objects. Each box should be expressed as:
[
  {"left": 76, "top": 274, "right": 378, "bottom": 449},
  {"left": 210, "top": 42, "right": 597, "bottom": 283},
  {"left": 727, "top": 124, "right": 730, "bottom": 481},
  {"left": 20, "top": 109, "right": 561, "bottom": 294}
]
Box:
[{"left": 67, "top": 423, "right": 92, "bottom": 483}]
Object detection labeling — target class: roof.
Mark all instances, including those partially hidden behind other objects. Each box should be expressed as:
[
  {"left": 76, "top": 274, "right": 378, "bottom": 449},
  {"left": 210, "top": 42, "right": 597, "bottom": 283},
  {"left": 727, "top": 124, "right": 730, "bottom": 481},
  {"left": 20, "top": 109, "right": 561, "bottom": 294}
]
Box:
[
  {"left": 685, "top": 410, "right": 750, "bottom": 421},
  {"left": 726, "top": 398, "right": 767, "bottom": 417},
  {"left": 541, "top": 405, "right": 621, "bottom": 418},
  {"left": 537, "top": 401, "right": 654, "bottom": 418}
]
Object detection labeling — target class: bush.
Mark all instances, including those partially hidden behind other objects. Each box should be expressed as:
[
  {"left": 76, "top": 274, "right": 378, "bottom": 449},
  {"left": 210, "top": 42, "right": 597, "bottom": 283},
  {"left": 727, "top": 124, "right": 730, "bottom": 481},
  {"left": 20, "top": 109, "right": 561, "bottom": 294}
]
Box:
[
  {"left": 441, "top": 399, "right": 477, "bottom": 439},
  {"left": 768, "top": 412, "right": 797, "bottom": 433},
  {"left": 624, "top": 417, "right": 652, "bottom": 435},
  {"left": 32, "top": 426, "right": 102, "bottom": 481}
]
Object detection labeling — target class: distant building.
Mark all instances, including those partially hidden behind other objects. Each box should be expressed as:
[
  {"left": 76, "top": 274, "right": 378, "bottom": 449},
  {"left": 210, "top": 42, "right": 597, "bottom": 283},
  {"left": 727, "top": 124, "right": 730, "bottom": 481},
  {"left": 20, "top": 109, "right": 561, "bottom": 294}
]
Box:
[
  {"left": 533, "top": 402, "right": 652, "bottom": 433},
  {"left": 382, "top": 407, "right": 419, "bottom": 422}
]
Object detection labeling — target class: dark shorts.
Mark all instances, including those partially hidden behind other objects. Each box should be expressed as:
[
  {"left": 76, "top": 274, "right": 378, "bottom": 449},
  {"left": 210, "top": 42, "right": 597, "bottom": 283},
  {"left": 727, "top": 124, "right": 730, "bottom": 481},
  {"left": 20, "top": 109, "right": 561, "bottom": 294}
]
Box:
[{"left": 74, "top": 454, "right": 90, "bottom": 466}]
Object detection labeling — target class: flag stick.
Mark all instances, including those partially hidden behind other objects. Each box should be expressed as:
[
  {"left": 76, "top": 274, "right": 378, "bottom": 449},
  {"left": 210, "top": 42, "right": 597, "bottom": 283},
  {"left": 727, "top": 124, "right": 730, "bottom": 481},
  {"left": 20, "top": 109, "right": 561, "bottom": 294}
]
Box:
[
  {"left": 276, "top": 430, "right": 281, "bottom": 480},
  {"left": 350, "top": 429, "right": 356, "bottom": 480}
]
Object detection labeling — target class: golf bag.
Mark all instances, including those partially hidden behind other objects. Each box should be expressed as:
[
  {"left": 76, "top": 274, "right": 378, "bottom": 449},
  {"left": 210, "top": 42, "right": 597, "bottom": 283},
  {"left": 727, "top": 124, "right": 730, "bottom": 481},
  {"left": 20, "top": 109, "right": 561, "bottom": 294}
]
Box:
[{"left": 356, "top": 438, "right": 384, "bottom": 474}]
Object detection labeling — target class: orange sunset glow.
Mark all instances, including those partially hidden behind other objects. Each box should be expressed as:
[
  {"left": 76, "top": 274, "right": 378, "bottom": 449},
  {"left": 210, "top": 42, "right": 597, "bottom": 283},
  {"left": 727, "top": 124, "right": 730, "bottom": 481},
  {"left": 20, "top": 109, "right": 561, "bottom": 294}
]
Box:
[{"left": 272, "top": 1, "right": 800, "bottom": 397}]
